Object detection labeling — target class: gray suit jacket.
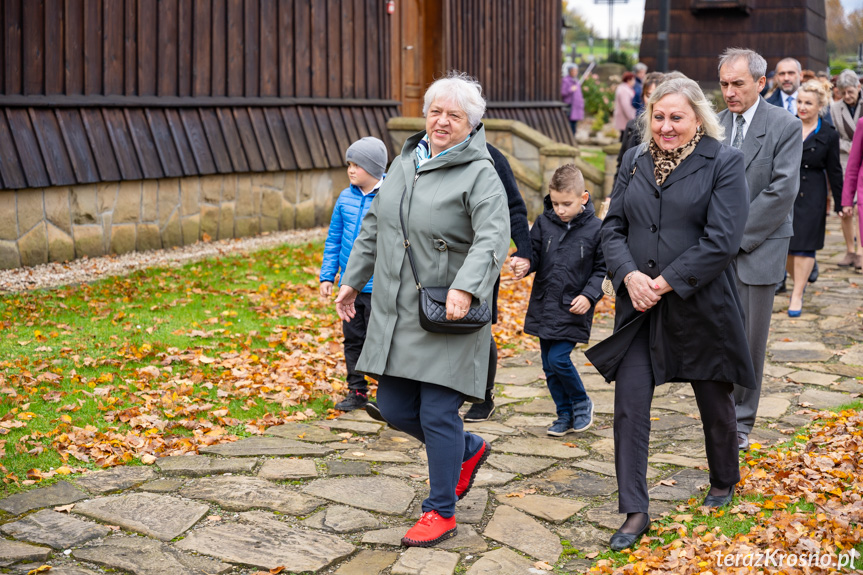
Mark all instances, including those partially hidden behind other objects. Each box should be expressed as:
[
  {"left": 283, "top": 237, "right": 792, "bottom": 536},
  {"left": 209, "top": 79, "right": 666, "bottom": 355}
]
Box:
[
  {"left": 718, "top": 97, "right": 802, "bottom": 285},
  {"left": 830, "top": 98, "right": 862, "bottom": 169}
]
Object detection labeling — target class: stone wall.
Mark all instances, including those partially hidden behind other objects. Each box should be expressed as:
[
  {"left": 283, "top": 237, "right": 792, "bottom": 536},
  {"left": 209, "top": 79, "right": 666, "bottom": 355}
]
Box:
[{"left": 0, "top": 168, "right": 348, "bottom": 270}]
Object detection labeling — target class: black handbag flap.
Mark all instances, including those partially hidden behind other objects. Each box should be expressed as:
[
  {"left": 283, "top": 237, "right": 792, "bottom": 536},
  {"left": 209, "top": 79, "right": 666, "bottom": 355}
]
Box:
[{"left": 423, "top": 286, "right": 450, "bottom": 304}]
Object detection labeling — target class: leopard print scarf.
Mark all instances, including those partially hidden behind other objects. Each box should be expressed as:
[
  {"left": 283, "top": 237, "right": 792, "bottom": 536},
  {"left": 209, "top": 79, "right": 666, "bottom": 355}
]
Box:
[{"left": 649, "top": 127, "right": 704, "bottom": 186}]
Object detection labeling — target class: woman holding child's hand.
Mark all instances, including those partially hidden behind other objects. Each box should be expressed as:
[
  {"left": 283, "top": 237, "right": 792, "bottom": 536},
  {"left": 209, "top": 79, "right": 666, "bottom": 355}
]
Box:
[
  {"left": 586, "top": 77, "right": 756, "bottom": 552},
  {"left": 335, "top": 72, "right": 509, "bottom": 550}
]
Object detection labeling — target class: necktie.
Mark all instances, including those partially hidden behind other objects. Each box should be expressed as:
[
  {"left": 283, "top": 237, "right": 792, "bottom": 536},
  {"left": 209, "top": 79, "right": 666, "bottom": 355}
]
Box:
[
  {"left": 786, "top": 95, "right": 795, "bottom": 114},
  {"left": 732, "top": 115, "right": 745, "bottom": 149}
]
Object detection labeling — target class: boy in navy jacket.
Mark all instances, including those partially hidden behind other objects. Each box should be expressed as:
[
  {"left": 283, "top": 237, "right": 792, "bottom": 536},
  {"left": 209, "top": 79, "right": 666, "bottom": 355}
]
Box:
[
  {"left": 513, "top": 164, "right": 606, "bottom": 435},
  {"left": 320, "top": 137, "right": 388, "bottom": 411}
]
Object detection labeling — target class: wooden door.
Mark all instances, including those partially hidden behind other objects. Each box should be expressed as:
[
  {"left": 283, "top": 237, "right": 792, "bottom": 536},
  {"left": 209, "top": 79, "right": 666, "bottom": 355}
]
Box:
[{"left": 391, "top": 0, "right": 447, "bottom": 117}]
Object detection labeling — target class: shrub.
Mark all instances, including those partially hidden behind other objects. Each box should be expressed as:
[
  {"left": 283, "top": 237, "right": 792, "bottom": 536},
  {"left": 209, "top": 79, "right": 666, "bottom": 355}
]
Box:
[
  {"left": 582, "top": 74, "right": 615, "bottom": 121},
  {"left": 606, "top": 50, "right": 635, "bottom": 69}
]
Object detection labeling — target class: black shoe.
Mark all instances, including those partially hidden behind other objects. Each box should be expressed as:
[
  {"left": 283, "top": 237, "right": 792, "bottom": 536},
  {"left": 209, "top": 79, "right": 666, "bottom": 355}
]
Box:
[
  {"left": 737, "top": 431, "right": 749, "bottom": 451},
  {"left": 774, "top": 279, "right": 787, "bottom": 294},
  {"left": 609, "top": 515, "right": 651, "bottom": 551},
  {"left": 335, "top": 391, "right": 368, "bottom": 411},
  {"left": 365, "top": 401, "right": 403, "bottom": 433},
  {"left": 464, "top": 399, "right": 496, "bottom": 422},
  {"left": 808, "top": 261, "right": 819, "bottom": 283},
  {"left": 703, "top": 485, "right": 735, "bottom": 508}
]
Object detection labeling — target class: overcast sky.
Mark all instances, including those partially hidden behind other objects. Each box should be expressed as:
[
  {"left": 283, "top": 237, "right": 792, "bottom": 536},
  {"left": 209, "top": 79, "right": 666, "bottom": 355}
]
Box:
[{"left": 575, "top": 0, "right": 863, "bottom": 40}]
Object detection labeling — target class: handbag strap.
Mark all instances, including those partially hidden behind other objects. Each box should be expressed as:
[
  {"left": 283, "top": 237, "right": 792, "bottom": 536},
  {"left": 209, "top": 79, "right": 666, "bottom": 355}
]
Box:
[{"left": 398, "top": 175, "right": 423, "bottom": 290}]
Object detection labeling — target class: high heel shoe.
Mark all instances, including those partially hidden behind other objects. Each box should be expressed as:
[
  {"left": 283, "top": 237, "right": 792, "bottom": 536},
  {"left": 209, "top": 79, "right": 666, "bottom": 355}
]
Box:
[{"left": 788, "top": 288, "right": 804, "bottom": 317}]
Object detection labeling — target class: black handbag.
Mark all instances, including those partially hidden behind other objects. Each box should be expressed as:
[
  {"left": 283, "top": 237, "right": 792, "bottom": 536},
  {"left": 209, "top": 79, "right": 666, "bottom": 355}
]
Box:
[{"left": 398, "top": 179, "right": 491, "bottom": 334}]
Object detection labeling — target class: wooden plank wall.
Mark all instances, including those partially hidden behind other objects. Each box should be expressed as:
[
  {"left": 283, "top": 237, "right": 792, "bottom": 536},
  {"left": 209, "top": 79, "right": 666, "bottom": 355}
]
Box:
[
  {"left": 445, "top": 0, "right": 573, "bottom": 144},
  {"left": 0, "top": 0, "right": 391, "bottom": 100},
  {"left": 640, "top": 0, "right": 828, "bottom": 84},
  {"left": 0, "top": 0, "right": 398, "bottom": 189}
]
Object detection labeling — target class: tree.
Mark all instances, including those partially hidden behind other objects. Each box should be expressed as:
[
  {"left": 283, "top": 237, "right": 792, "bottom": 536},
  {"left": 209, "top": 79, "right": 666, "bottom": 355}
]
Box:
[
  {"left": 562, "top": 1, "right": 597, "bottom": 45},
  {"left": 826, "top": 0, "right": 854, "bottom": 56}
]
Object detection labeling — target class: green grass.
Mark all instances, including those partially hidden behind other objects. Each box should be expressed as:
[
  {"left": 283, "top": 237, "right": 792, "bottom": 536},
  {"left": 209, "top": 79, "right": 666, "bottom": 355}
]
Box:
[
  {"left": 0, "top": 239, "right": 340, "bottom": 493},
  {"left": 579, "top": 147, "right": 606, "bottom": 173}
]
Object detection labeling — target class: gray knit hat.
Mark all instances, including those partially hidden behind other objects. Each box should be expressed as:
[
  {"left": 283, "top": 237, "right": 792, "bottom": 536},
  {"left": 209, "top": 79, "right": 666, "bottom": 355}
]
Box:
[{"left": 345, "top": 137, "right": 388, "bottom": 180}]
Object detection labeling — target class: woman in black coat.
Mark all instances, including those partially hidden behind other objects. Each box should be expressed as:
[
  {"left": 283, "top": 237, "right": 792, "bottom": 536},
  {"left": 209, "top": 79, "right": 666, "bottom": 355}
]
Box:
[
  {"left": 786, "top": 80, "right": 844, "bottom": 317},
  {"left": 586, "top": 77, "right": 756, "bottom": 551}
]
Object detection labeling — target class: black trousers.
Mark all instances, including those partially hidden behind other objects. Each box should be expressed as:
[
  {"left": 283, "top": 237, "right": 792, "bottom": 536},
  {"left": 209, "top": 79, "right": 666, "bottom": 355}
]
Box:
[
  {"left": 342, "top": 292, "right": 372, "bottom": 392},
  {"left": 614, "top": 325, "right": 740, "bottom": 513}
]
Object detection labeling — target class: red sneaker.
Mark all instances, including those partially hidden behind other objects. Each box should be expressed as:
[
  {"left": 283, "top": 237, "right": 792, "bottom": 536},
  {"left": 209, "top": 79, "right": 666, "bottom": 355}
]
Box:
[
  {"left": 401, "top": 510, "right": 457, "bottom": 547},
  {"left": 455, "top": 440, "right": 490, "bottom": 500}
]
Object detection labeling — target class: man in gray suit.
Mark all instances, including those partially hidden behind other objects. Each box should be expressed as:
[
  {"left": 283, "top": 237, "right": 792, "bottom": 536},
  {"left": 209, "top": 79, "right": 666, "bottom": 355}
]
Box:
[{"left": 717, "top": 48, "right": 802, "bottom": 451}]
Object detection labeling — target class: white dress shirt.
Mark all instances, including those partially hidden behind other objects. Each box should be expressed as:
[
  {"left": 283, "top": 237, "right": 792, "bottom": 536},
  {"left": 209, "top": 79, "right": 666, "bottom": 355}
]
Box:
[{"left": 732, "top": 97, "right": 760, "bottom": 144}]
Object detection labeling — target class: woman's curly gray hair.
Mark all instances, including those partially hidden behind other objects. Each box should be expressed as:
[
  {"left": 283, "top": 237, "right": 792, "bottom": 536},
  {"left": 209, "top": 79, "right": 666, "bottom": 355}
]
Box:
[
  {"left": 639, "top": 76, "right": 725, "bottom": 145},
  {"left": 422, "top": 71, "right": 487, "bottom": 129}
]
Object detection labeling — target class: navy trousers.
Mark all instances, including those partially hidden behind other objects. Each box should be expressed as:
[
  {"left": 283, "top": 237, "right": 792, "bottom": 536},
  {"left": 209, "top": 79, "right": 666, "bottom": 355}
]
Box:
[
  {"left": 376, "top": 374, "right": 484, "bottom": 518},
  {"left": 614, "top": 325, "right": 740, "bottom": 513},
  {"left": 540, "top": 338, "right": 588, "bottom": 417}
]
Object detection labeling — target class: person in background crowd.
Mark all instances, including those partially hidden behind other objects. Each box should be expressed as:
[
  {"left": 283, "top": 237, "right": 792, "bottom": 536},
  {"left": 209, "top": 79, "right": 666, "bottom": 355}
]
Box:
[
  {"left": 830, "top": 69, "right": 863, "bottom": 269},
  {"left": 561, "top": 64, "right": 585, "bottom": 136},
  {"left": 785, "top": 80, "right": 843, "bottom": 316},
  {"left": 588, "top": 77, "right": 755, "bottom": 551},
  {"left": 717, "top": 48, "right": 801, "bottom": 452},
  {"left": 614, "top": 72, "right": 637, "bottom": 135},
  {"left": 335, "top": 72, "right": 509, "bottom": 548},
  {"left": 767, "top": 57, "right": 811, "bottom": 290},
  {"left": 320, "top": 137, "right": 388, "bottom": 412},
  {"left": 760, "top": 70, "right": 776, "bottom": 98},
  {"left": 843, "top": 117, "right": 863, "bottom": 272},
  {"left": 766, "top": 58, "right": 802, "bottom": 115},
  {"left": 632, "top": 62, "right": 648, "bottom": 114},
  {"left": 831, "top": 76, "right": 843, "bottom": 102},
  {"left": 616, "top": 72, "right": 665, "bottom": 182}
]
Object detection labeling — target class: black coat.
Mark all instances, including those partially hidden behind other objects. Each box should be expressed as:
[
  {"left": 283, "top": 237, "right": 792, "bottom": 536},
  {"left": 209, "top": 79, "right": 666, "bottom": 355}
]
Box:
[
  {"left": 523, "top": 199, "right": 606, "bottom": 343},
  {"left": 487, "top": 143, "right": 532, "bottom": 323},
  {"left": 789, "top": 121, "right": 844, "bottom": 251},
  {"left": 586, "top": 136, "right": 756, "bottom": 389}
]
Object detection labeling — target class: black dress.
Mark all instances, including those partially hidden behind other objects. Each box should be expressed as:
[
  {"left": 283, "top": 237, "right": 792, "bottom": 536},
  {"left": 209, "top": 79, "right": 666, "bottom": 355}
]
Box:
[{"left": 789, "top": 118, "right": 844, "bottom": 252}]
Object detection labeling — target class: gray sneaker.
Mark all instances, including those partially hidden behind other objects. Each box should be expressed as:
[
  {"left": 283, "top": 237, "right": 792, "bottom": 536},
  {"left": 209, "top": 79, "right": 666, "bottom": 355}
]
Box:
[
  {"left": 571, "top": 398, "right": 594, "bottom": 432},
  {"left": 547, "top": 415, "right": 574, "bottom": 437}
]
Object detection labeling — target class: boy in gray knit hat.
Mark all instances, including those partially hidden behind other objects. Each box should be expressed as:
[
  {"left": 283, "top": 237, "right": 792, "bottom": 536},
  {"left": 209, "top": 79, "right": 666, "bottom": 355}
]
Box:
[{"left": 320, "top": 137, "right": 388, "bottom": 411}]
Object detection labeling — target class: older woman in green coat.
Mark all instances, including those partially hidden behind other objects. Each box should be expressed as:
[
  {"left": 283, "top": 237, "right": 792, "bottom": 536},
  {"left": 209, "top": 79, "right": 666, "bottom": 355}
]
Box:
[{"left": 335, "top": 72, "right": 510, "bottom": 548}]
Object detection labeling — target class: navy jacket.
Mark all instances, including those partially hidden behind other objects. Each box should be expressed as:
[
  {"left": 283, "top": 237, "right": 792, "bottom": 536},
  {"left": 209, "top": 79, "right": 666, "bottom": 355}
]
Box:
[
  {"left": 320, "top": 182, "right": 379, "bottom": 293},
  {"left": 523, "top": 198, "right": 605, "bottom": 343}
]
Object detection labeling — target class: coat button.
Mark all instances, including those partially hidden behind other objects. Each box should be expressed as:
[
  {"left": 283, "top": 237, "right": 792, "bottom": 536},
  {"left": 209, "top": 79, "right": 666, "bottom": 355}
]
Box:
[
  {"left": 802, "top": 176, "right": 807, "bottom": 180},
  {"left": 688, "top": 276, "right": 697, "bottom": 286},
  {"left": 804, "top": 164, "right": 809, "bottom": 168},
  {"left": 650, "top": 224, "right": 657, "bottom": 233},
  {"left": 608, "top": 270, "right": 614, "bottom": 279},
  {"left": 647, "top": 259, "right": 656, "bottom": 268},
  {"left": 654, "top": 191, "right": 660, "bottom": 198}
]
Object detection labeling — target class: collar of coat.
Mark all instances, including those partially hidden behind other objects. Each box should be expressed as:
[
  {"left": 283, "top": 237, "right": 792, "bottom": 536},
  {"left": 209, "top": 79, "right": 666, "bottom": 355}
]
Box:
[
  {"left": 399, "top": 123, "right": 494, "bottom": 175},
  {"left": 541, "top": 195, "right": 597, "bottom": 227},
  {"left": 633, "top": 136, "right": 723, "bottom": 191}
]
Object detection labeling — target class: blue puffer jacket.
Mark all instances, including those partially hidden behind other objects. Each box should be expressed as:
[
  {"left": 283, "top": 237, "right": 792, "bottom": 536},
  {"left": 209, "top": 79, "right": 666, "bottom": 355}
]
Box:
[{"left": 320, "top": 182, "right": 379, "bottom": 293}]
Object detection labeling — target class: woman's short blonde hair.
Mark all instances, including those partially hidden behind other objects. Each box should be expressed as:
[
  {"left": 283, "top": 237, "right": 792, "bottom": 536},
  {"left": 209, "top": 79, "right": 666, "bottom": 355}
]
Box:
[
  {"left": 639, "top": 76, "right": 725, "bottom": 145},
  {"left": 799, "top": 79, "right": 831, "bottom": 114},
  {"left": 422, "top": 71, "right": 486, "bottom": 129}
]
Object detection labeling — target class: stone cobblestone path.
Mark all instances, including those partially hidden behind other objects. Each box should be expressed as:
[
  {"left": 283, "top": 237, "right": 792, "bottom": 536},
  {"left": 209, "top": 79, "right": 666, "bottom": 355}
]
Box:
[{"left": 1, "top": 220, "right": 861, "bottom": 574}]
